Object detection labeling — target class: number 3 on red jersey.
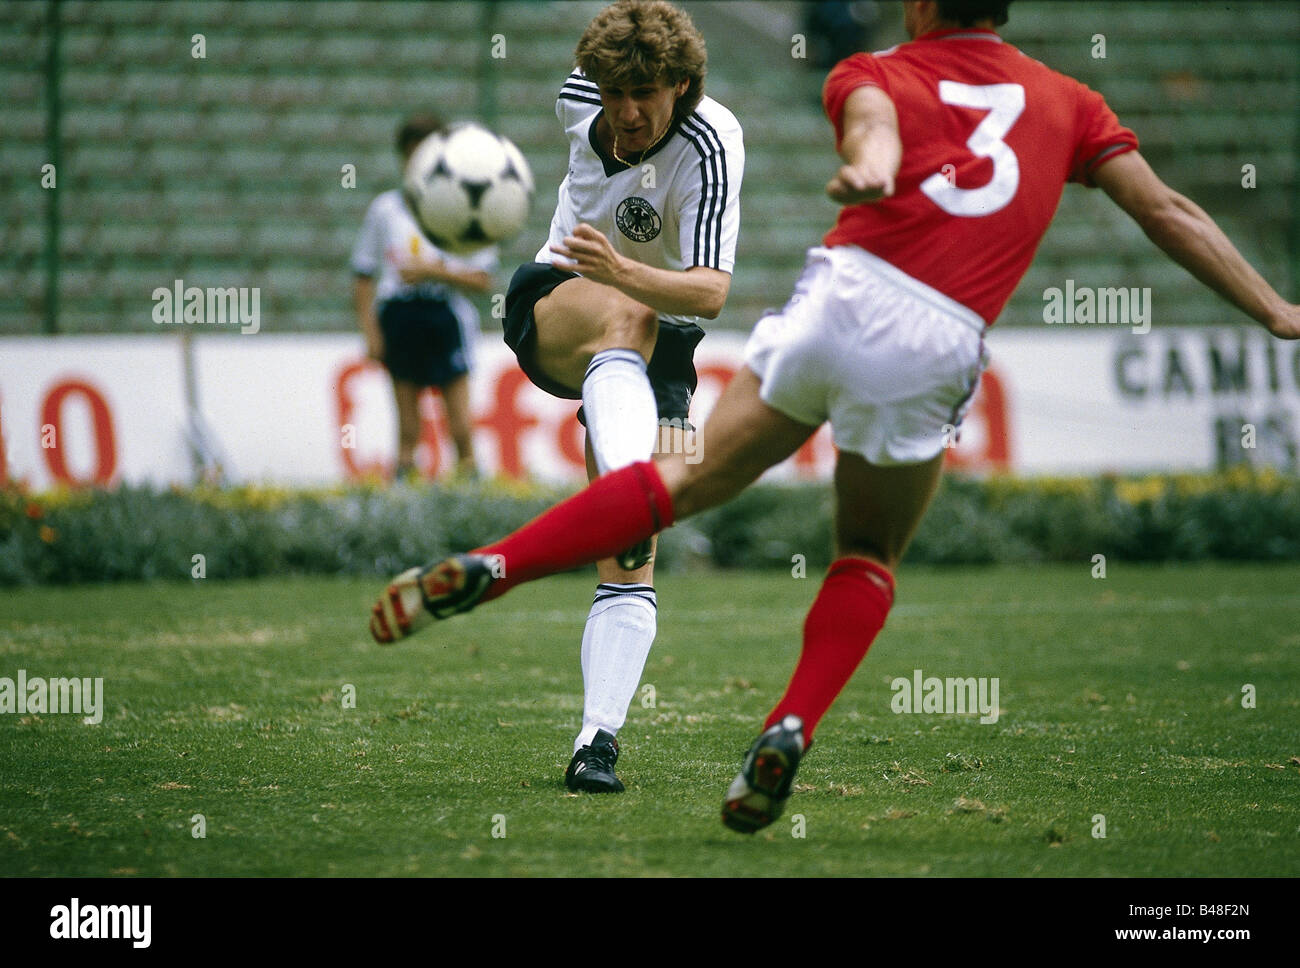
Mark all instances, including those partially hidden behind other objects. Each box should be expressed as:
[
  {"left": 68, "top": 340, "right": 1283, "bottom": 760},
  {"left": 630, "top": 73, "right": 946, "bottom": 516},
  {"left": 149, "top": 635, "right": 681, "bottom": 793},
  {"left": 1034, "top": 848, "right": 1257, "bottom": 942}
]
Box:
[{"left": 921, "top": 81, "right": 1025, "bottom": 217}]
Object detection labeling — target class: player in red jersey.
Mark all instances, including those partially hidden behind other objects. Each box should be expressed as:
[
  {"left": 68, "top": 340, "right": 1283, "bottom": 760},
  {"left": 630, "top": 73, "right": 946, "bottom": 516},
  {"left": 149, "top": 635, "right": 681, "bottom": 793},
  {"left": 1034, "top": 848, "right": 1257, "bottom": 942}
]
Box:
[{"left": 370, "top": 0, "right": 1300, "bottom": 831}]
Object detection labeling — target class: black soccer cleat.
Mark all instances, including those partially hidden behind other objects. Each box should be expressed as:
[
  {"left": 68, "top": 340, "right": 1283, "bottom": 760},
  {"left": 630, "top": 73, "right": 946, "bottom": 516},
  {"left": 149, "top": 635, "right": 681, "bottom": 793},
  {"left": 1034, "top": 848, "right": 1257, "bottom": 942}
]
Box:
[
  {"left": 564, "top": 729, "right": 626, "bottom": 793},
  {"left": 721, "top": 715, "right": 806, "bottom": 833},
  {"left": 615, "top": 537, "right": 654, "bottom": 572},
  {"left": 369, "top": 552, "right": 497, "bottom": 644}
]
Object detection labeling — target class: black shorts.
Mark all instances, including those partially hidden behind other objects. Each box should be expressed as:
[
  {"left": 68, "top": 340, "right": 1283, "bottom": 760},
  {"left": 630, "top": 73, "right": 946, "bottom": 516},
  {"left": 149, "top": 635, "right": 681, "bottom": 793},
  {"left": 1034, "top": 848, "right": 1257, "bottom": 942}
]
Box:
[
  {"left": 378, "top": 295, "right": 469, "bottom": 388},
  {"left": 504, "top": 261, "right": 704, "bottom": 425}
]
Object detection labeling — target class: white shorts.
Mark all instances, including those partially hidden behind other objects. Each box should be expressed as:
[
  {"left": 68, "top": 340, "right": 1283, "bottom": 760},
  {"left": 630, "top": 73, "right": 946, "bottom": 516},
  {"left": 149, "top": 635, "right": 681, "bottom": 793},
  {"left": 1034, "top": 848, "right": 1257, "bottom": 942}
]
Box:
[{"left": 743, "top": 245, "right": 988, "bottom": 466}]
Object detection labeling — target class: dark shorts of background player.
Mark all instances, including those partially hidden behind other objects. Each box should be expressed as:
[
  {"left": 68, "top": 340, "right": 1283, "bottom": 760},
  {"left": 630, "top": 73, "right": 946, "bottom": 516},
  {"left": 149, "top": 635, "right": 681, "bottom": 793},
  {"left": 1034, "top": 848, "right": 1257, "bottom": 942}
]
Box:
[
  {"left": 378, "top": 295, "right": 469, "bottom": 388},
  {"left": 504, "top": 262, "right": 703, "bottom": 428}
]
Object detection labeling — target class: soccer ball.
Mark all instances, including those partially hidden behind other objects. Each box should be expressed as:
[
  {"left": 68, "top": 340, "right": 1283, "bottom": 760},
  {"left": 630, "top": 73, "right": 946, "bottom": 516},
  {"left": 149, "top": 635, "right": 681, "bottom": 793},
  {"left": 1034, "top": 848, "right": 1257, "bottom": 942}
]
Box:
[{"left": 402, "top": 123, "right": 534, "bottom": 254}]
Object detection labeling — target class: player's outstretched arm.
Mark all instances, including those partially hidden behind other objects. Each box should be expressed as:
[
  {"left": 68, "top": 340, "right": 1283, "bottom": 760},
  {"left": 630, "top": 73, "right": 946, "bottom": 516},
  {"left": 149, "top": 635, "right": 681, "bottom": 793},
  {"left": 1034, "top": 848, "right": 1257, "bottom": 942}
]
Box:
[
  {"left": 551, "top": 223, "right": 731, "bottom": 319},
  {"left": 397, "top": 258, "right": 494, "bottom": 294},
  {"left": 1094, "top": 151, "right": 1300, "bottom": 339},
  {"left": 826, "top": 85, "right": 901, "bottom": 206}
]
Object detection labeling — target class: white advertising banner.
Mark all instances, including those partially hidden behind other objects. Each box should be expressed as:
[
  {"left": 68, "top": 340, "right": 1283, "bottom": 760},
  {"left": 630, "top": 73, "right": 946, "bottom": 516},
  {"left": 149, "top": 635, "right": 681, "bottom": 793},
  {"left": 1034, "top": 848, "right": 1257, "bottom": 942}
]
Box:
[
  {"left": 986, "top": 327, "right": 1300, "bottom": 473},
  {"left": 1, "top": 326, "right": 1296, "bottom": 489},
  {"left": 0, "top": 336, "right": 192, "bottom": 488}
]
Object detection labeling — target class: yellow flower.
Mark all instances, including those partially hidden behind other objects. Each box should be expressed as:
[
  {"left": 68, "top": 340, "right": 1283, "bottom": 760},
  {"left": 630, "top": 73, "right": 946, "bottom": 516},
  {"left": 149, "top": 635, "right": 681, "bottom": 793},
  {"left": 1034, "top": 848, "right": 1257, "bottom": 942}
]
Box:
[
  {"left": 33, "top": 485, "right": 93, "bottom": 511},
  {"left": 1171, "top": 473, "right": 1215, "bottom": 498},
  {"left": 1222, "top": 464, "right": 1254, "bottom": 491},
  {"left": 1118, "top": 475, "right": 1170, "bottom": 506}
]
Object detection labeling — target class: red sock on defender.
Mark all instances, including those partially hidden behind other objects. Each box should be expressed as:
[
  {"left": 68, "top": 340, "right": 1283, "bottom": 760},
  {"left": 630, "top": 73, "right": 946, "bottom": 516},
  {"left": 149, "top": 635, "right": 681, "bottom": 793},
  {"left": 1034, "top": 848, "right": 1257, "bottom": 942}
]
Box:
[
  {"left": 764, "top": 557, "right": 895, "bottom": 741},
  {"left": 474, "top": 460, "right": 674, "bottom": 603}
]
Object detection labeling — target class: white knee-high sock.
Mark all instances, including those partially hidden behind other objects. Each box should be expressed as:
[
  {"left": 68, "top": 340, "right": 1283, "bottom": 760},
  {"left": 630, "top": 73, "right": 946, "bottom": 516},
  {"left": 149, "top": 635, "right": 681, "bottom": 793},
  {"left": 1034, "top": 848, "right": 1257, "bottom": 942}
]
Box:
[
  {"left": 576, "top": 583, "right": 657, "bottom": 751},
  {"left": 582, "top": 348, "right": 658, "bottom": 475}
]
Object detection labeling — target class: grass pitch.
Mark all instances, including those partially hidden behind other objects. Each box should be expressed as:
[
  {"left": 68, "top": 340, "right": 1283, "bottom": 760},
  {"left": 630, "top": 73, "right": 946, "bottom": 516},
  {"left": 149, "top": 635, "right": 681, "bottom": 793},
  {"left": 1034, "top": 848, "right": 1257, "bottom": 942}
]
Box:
[{"left": 2, "top": 564, "right": 1297, "bottom": 877}]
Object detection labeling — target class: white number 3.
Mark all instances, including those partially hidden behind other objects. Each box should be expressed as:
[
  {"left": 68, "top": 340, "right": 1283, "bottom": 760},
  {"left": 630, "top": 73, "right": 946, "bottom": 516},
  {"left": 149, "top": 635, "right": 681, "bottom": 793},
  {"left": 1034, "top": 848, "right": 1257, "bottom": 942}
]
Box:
[{"left": 921, "top": 81, "right": 1025, "bottom": 217}]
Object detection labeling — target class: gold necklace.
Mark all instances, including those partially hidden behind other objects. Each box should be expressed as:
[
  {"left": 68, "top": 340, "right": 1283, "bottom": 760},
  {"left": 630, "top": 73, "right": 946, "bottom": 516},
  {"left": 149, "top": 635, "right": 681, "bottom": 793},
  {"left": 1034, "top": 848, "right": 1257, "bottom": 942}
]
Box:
[{"left": 611, "top": 119, "right": 672, "bottom": 167}]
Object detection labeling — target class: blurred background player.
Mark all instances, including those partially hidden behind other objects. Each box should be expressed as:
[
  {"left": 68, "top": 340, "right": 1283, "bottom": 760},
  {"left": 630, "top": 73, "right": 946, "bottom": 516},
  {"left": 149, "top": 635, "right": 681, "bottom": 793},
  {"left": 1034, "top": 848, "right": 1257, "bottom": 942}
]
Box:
[
  {"left": 371, "top": 0, "right": 745, "bottom": 795},
  {"left": 351, "top": 114, "right": 498, "bottom": 481},
  {"left": 370, "top": 0, "right": 1300, "bottom": 829}
]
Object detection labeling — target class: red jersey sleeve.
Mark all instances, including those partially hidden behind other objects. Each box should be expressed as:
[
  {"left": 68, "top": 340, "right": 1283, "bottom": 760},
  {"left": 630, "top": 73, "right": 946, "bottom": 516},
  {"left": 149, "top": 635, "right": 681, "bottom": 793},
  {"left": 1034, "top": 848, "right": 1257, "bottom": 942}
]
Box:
[
  {"left": 822, "top": 53, "right": 891, "bottom": 150},
  {"left": 1068, "top": 82, "right": 1139, "bottom": 186}
]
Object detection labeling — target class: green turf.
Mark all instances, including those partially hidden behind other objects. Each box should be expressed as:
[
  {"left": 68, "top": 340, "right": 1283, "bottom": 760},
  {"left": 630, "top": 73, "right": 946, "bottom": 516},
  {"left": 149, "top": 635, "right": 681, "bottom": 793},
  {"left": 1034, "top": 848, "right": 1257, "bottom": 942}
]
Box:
[{"left": 2, "top": 564, "right": 1298, "bottom": 877}]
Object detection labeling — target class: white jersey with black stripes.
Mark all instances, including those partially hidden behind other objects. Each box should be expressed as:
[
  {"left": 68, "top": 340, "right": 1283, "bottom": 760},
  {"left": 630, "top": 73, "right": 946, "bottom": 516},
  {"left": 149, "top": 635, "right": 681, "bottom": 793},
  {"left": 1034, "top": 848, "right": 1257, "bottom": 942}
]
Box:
[{"left": 537, "top": 69, "right": 745, "bottom": 328}]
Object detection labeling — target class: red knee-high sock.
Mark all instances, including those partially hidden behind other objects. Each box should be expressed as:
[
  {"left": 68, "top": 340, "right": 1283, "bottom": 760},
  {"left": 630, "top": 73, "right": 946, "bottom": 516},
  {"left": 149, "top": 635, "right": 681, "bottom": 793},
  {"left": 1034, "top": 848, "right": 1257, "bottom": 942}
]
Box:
[
  {"left": 764, "top": 558, "right": 895, "bottom": 741},
  {"left": 474, "top": 461, "right": 674, "bottom": 603}
]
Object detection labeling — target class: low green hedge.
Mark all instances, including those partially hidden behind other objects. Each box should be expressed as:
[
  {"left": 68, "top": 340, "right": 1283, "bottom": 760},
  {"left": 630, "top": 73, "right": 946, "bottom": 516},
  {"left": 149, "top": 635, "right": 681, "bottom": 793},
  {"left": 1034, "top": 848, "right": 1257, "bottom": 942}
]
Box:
[
  {"left": 0, "top": 478, "right": 565, "bottom": 586},
  {"left": 2, "top": 468, "right": 1298, "bottom": 585}
]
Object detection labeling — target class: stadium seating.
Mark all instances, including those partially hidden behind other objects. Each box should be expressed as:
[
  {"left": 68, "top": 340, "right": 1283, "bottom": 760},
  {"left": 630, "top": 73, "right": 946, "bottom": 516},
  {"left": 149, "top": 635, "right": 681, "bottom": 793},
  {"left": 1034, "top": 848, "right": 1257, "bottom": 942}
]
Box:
[{"left": 1, "top": 0, "right": 1294, "bottom": 335}]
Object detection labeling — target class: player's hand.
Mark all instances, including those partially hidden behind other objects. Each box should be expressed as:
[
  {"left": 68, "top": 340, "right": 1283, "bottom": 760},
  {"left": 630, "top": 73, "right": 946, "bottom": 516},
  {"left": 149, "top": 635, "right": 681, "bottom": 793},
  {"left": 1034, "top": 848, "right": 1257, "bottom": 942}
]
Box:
[
  {"left": 826, "top": 163, "right": 895, "bottom": 206},
  {"left": 549, "top": 223, "right": 624, "bottom": 285},
  {"left": 1264, "top": 304, "right": 1300, "bottom": 340}
]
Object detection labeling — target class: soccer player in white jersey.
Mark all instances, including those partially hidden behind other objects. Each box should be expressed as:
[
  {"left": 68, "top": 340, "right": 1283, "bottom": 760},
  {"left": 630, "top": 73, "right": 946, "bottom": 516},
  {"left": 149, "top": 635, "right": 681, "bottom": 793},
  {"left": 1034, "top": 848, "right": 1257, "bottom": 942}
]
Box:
[
  {"left": 369, "top": 1, "right": 745, "bottom": 794},
  {"left": 352, "top": 114, "right": 498, "bottom": 480}
]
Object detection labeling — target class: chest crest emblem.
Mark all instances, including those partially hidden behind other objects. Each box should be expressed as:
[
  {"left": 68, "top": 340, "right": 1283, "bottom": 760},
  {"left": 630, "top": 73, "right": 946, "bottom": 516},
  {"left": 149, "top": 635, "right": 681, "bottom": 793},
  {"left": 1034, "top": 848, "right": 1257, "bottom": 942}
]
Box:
[{"left": 615, "top": 196, "right": 662, "bottom": 243}]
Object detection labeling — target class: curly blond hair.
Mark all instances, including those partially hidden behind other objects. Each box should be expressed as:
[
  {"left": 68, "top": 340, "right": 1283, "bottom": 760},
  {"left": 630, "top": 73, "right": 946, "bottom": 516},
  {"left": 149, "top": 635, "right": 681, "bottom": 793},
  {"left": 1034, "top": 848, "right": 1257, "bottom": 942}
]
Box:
[{"left": 575, "top": 0, "right": 707, "bottom": 122}]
